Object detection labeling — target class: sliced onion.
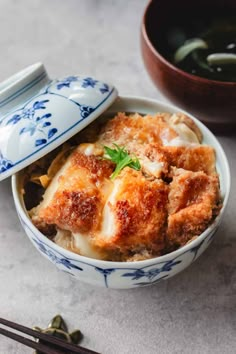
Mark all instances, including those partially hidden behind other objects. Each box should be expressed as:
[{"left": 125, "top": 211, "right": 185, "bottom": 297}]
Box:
[
  {"left": 192, "top": 51, "right": 212, "bottom": 71},
  {"left": 174, "top": 38, "right": 208, "bottom": 63},
  {"left": 207, "top": 53, "right": 236, "bottom": 65}
]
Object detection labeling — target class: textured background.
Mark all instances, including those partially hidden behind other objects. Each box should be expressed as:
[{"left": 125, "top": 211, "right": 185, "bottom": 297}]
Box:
[{"left": 0, "top": 1, "right": 236, "bottom": 353}]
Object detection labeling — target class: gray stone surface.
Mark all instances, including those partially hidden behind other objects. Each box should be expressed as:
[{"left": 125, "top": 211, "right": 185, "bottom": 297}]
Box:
[{"left": 0, "top": 1, "right": 235, "bottom": 353}]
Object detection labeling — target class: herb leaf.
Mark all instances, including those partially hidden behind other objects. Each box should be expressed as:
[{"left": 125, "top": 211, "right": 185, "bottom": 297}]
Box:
[{"left": 103, "top": 144, "right": 141, "bottom": 180}]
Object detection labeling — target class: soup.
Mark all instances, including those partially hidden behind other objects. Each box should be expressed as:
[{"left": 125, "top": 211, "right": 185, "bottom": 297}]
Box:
[{"left": 153, "top": 11, "right": 236, "bottom": 82}]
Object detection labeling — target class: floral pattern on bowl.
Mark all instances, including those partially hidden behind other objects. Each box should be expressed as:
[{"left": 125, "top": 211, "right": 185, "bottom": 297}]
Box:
[{"left": 15, "top": 207, "right": 217, "bottom": 288}]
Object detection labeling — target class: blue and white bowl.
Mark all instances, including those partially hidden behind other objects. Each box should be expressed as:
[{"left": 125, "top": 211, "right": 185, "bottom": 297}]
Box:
[{"left": 11, "top": 94, "right": 230, "bottom": 289}]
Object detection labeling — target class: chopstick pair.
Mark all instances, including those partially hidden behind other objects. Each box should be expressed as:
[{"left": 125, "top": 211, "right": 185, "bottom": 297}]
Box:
[{"left": 0, "top": 318, "right": 101, "bottom": 354}]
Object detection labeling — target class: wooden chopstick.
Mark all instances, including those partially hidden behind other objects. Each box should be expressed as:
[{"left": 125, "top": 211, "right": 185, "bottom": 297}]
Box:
[
  {"left": 0, "top": 327, "right": 63, "bottom": 354},
  {"left": 0, "top": 318, "right": 101, "bottom": 354}
]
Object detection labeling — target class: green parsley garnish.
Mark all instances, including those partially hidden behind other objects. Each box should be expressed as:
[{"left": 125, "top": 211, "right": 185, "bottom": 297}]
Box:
[{"left": 103, "top": 144, "right": 141, "bottom": 180}]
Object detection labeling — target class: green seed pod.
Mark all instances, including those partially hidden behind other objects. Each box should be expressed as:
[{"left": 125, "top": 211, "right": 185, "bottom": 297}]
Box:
[
  {"left": 48, "top": 314, "right": 68, "bottom": 332},
  {"left": 70, "top": 329, "right": 83, "bottom": 344}
]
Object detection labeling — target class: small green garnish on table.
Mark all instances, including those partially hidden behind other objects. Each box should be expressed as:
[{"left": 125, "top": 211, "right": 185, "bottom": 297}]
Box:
[
  {"left": 104, "top": 143, "right": 141, "bottom": 180},
  {"left": 33, "top": 314, "right": 82, "bottom": 354}
]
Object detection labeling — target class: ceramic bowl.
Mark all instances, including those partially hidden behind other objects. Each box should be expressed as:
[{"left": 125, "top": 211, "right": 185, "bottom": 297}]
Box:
[
  {"left": 12, "top": 96, "right": 230, "bottom": 289},
  {"left": 141, "top": 0, "right": 236, "bottom": 129}
]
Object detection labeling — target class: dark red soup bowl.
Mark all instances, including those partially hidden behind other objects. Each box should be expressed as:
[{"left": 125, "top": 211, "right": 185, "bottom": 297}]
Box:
[{"left": 141, "top": 0, "right": 236, "bottom": 130}]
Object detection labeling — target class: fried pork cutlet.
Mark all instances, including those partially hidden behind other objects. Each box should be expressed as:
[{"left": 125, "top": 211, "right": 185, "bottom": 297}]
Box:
[
  {"left": 99, "top": 112, "right": 215, "bottom": 176},
  {"left": 163, "top": 145, "right": 216, "bottom": 176},
  {"left": 27, "top": 111, "right": 221, "bottom": 261},
  {"left": 98, "top": 112, "right": 202, "bottom": 147},
  {"left": 98, "top": 112, "right": 202, "bottom": 179},
  {"left": 167, "top": 168, "right": 220, "bottom": 247},
  {"left": 96, "top": 167, "right": 168, "bottom": 260},
  {"left": 31, "top": 144, "right": 169, "bottom": 261}
]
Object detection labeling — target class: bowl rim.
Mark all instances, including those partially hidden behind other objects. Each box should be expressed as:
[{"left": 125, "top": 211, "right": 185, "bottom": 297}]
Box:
[
  {"left": 11, "top": 95, "right": 231, "bottom": 267},
  {"left": 141, "top": 0, "right": 236, "bottom": 87}
]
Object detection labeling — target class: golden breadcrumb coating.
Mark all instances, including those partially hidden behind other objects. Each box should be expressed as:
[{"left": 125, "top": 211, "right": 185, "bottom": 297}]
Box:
[
  {"left": 163, "top": 145, "right": 216, "bottom": 175},
  {"left": 99, "top": 112, "right": 177, "bottom": 146},
  {"left": 91, "top": 168, "right": 168, "bottom": 257},
  {"left": 167, "top": 168, "right": 220, "bottom": 247},
  {"left": 33, "top": 147, "right": 114, "bottom": 234},
  {"left": 27, "top": 111, "right": 221, "bottom": 261}
]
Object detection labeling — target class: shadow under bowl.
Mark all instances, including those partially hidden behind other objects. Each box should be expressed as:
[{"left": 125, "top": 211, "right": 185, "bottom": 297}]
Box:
[{"left": 141, "top": 0, "right": 236, "bottom": 131}]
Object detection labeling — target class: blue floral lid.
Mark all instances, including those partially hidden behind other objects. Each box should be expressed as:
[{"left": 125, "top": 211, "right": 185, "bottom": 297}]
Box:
[{"left": 0, "top": 63, "right": 118, "bottom": 181}]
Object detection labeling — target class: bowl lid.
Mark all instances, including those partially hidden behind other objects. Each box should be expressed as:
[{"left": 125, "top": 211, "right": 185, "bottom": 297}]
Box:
[{"left": 0, "top": 63, "right": 118, "bottom": 181}]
